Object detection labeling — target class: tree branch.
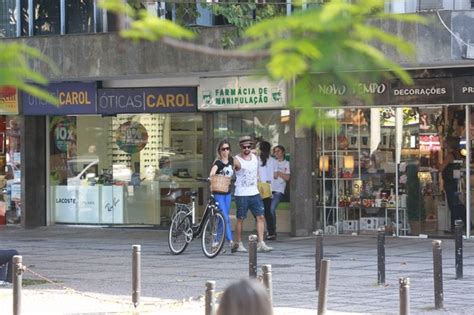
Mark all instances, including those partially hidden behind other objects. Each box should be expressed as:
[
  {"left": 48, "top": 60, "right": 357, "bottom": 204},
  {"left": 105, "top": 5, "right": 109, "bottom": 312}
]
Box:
[{"left": 160, "top": 37, "right": 270, "bottom": 59}]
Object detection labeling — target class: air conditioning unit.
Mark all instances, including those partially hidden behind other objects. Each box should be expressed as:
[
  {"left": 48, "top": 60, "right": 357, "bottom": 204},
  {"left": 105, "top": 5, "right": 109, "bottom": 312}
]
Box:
[{"left": 418, "top": 0, "right": 443, "bottom": 11}]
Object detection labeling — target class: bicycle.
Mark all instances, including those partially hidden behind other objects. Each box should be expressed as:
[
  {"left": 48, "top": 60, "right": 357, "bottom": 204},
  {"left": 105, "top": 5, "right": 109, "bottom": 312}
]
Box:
[{"left": 168, "top": 179, "right": 226, "bottom": 258}]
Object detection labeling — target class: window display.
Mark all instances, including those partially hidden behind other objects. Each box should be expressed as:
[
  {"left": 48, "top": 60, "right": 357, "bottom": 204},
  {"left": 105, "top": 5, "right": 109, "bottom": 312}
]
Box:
[
  {"left": 315, "top": 106, "right": 469, "bottom": 236},
  {"left": 49, "top": 113, "right": 204, "bottom": 226}
]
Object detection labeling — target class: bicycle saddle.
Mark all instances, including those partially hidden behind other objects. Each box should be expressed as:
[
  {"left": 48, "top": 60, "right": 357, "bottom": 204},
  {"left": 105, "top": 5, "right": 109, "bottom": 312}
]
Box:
[{"left": 185, "top": 191, "right": 198, "bottom": 197}]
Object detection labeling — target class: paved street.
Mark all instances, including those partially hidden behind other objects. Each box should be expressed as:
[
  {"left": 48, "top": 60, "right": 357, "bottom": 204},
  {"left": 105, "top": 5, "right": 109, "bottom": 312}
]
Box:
[{"left": 0, "top": 225, "right": 473, "bottom": 314}]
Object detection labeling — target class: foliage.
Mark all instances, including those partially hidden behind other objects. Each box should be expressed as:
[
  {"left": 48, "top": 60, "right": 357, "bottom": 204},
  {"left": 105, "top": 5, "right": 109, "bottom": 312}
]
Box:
[
  {"left": 99, "top": 0, "right": 425, "bottom": 130},
  {"left": 209, "top": 2, "right": 286, "bottom": 48},
  {"left": 0, "top": 42, "right": 58, "bottom": 105}
]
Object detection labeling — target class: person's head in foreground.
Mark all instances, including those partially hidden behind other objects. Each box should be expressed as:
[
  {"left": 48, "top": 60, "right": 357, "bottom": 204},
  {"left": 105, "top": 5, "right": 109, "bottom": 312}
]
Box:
[{"left": 216, "top": 279, "right": 273, "bottom": 315}]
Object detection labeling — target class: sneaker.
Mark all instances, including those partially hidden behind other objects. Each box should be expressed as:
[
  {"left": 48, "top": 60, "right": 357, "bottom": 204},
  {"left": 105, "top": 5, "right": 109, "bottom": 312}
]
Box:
[
  {"left": 266, "top": 234, "right": 277, "bottom": 241},
  {"left": 257, "top": 241, "right": 273, "bottom": 252},
  {"left": 232, "top": 241, "right": 247, "bottom": 253}
]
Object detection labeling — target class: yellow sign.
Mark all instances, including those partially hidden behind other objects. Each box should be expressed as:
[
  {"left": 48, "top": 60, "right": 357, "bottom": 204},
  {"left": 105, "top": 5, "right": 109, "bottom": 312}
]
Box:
[{"left": 0, "top": 87, "right": 19, "bottom": 114}]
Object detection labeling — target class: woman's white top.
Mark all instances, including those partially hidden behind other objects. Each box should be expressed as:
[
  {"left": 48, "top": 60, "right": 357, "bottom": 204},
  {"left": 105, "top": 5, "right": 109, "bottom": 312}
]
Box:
[
  {"left": 258, "top": 156, "right": 276, "bottom": 184},
  {"left": 234, "top": 154, "right": 259, "bottom": 196}
]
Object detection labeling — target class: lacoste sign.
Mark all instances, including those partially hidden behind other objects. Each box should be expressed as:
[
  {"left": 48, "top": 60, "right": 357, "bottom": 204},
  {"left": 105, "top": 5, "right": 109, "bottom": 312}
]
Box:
[{"left": 198, "top": 76, "right": 286, "bottom": 110}]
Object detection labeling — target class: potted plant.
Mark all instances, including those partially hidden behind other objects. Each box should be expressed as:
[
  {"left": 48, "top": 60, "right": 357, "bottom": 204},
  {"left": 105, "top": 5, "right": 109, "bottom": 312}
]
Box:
[{"left": 406, "top": 163, "right": 426, "bottom": 235}]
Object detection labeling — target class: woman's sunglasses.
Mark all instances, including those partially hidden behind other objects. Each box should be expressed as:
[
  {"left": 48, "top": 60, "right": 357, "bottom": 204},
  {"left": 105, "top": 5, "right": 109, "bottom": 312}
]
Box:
[{"left": 220, "top": 147, "right": 230, "bottom": 151}]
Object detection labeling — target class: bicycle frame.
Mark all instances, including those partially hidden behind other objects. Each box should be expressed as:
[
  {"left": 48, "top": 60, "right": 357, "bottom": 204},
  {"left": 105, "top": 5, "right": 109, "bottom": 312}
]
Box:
[{"left": 175, "top": 193, "right": 220, "bottom": 241}]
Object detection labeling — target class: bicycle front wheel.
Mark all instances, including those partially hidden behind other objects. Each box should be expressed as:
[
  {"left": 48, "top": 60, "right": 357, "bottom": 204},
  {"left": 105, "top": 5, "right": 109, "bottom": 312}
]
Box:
[
  {"left": 168, "top": 211, "right": 191, "bottom": 255},
  {"left": 201, "top": 211, "right": 226, "bottom": 258}
]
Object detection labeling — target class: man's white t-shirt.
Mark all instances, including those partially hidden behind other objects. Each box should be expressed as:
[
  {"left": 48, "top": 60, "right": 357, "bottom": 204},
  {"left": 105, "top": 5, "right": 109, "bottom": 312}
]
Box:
[
  {"left": 234, "top": 154, "right": 259, "bottom": 196},
  {"left": 272, "top": 159, "right": 290, "bottom": 194}
]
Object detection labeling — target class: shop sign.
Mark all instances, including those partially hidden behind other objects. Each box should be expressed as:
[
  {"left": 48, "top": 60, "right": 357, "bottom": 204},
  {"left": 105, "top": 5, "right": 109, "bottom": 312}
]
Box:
[
  {"left": 198, "top": 76, "right": 285, "bottom": 110},
  {"left": 22, "top": 82, "right": 96, "bottom": 115},
  {"left": 453, "top": 76, "right": 474, "bottom": 103},
  {"left": 0, "top": 87, "right": 19, "bottom": 114},
  {"left": 389, "top": 78, "right": 453, "bottom": 105},
  {"left": 115, "top": 121, "right": 148, "bottom": 153},
  {"left": 101, "top": 186, "right": 124, "bottom": 224},
  {"left": 97, "top": 87, "right": 197, "bottom": 114},
  {"left": 313, "top": 80, "right": 390, "bottom": 106}
]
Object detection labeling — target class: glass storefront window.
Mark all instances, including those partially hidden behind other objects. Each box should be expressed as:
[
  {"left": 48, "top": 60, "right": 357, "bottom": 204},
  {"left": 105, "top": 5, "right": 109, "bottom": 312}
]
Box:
[
  {"left": 0, "top": 116, "right": 22, "bottom": 224},
  {"left": 66, "top": 0, "right": 94, "bottom": 34},
  {"left": 49, "top": 113, "right": 204, "bottom": 226},
  {"left": 34, "top": 0, "right": 60, "bottom": 35},
  {"left": 0, "top": 0, "right": 17, "bottom": 38},
  {"left": 315, "top": 106, "right": 471, "bottom": 237}
]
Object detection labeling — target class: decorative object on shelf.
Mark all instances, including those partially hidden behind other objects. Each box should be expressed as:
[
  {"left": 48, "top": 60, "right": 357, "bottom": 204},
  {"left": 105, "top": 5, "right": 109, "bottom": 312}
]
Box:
[
  {"left": 337, "top": 135, "right": 349, "bottom": 149},
  {"left": 342, "top": 155, "right": 354, "bottom": 178},
  {"left": 319, "top": 155, "right": 330, "bottom": 174}
]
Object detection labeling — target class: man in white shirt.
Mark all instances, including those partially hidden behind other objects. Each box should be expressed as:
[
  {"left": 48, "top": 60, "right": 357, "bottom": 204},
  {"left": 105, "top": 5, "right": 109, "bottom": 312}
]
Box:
[{"left": 232, "top": 136, "right": 273, "bottom": 253}]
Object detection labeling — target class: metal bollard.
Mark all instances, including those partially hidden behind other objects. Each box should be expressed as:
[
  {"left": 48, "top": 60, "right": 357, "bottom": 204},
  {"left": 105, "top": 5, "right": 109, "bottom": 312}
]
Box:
[
  {"left": 399, "top": 277, "right": 410, "bottom": 315},
  {"left": 13, "top": 255, "right": 23, "bottom": 315},
  {"left": 315, "top": 231, "right": 323, "bottom": 291},
  {"left": 132, "top": 245, "right": 141, "bottom": 308},
  {"left": 454, "top": 220, "right": 463, "bottom": 280},
  {"left": 317, "top": 259, "right": 330, "bottom": 315},
  {"left": 248, "top": 235, "right": 258, "bottom": 278},
  {"left": 205, "top": 280, "right": 216, "bottom": 315},
  {"left": 377, "top": 227, "right": 386, "bottom": 285},
  {"left": 262, "top": 264, "right": 273, "bottom": 305},
  {"left": 432, "top": 240, "right": 443, "bottom": 309}
]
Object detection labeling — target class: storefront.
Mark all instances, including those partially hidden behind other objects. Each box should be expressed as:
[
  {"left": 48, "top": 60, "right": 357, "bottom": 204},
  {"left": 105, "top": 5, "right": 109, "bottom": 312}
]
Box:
[
  {"left": 198, "top": 75, "right": 293, "bottom": 232},
  {"left": 0, "top": 87, "right": 22, "bottom": 225},
  {"left": 314, "top": 68, "right": 474, "bottom": 237},
  {"left": 23, "top": 82, "right": 204, "bottom": 226}
]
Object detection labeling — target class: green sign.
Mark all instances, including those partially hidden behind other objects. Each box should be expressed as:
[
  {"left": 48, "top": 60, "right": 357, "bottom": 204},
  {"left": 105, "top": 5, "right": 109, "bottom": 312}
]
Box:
[{"left": 198, "top": 76, "right": 286, "bottom": 111}]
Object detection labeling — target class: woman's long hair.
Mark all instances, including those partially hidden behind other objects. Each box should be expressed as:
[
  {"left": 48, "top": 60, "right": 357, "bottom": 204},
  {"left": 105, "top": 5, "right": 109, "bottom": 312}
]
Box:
[{"left": 259, "top": 141, "right": 271, "bottom": 167}]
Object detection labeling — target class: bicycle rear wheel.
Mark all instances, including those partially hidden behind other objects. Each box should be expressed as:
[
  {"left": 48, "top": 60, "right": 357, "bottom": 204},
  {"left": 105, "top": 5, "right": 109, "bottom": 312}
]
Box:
[
  {"left": 168, "top": 211, "right": 191, "bottom": 254},
  {"left": 201, "top": 211, "right": 226, "bottom": 258}
]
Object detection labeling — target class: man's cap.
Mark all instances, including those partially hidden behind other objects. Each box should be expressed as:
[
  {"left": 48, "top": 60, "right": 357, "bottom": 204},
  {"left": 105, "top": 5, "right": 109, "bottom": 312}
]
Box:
[{"left": 239, "top": 135, "right": 254, "bottom": 145}]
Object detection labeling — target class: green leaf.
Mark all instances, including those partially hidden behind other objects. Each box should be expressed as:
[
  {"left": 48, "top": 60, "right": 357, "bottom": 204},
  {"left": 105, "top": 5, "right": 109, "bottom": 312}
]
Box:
[{"left": 267, "top": 53, "right": 308, "bottom": 80}]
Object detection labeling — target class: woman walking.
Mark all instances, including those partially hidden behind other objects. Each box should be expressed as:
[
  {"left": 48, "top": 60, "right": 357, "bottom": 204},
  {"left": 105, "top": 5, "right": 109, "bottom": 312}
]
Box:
[
  {"left": 258, "top": 141, "right": 276, "bottom": 240},
  {"left": 209, "top": 139, "right": 235, "bottom": 249}
]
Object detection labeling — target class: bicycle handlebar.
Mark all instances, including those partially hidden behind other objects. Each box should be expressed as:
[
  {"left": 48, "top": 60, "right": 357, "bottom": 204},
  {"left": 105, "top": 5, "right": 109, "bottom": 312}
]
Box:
[{"left": 195, "top": 177, "right": 210, "bottom": 182}]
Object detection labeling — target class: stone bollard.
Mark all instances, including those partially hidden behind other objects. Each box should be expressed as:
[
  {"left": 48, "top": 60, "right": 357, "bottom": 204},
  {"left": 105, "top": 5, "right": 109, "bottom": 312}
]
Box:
[
  {"left": 262, "top": 264, "right": 273, "bottom": 305},
  {"left": 399, "top": 277, "right": 410, "bottom": 315},
  {"left": 377, "top": 227, "right": 386, "bottom": 285},
  {"left": 248, "top": 235, "right": 258, "bottom": 278},
  {"left": 317, "top": 259, "right": 330, "bottom": 315},
  {"left": 132, "top": 245, "right": 141, "bottom": 308},
  {"left": 205, "top": 280, "right": 216, "bottom": 315},
  {"left": 13, "top": 255, "right": 23, "bottom": 315},
  {"left": 432, "top": 240, "right": 443, "bottom": 309},
  {"left": 315, "top": 230, "right": 323, "bottom": 291},
  {"left": 454, "top": 220, "right": 463, "bottom": 280}
]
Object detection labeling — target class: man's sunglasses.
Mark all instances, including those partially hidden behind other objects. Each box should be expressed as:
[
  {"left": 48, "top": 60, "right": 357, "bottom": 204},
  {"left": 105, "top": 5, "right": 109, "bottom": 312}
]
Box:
[
  {"left": 241, "top": 145, "right": 252, "bottom": 149},
  {"left": 220, "top": 147, "right": 230, "bottom": 151}
]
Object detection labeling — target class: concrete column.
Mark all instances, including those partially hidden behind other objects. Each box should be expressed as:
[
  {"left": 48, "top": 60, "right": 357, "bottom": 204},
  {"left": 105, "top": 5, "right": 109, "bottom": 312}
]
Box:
[
  {"left": 290, "top": 111, "right": 314, "bottom": 236},
  {"left": 21, "top": 116, "right": 47, "bottom": 227}
]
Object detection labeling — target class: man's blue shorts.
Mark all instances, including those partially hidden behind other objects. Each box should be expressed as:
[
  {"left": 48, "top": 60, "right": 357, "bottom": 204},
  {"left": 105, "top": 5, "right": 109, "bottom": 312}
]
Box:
[{"left": 235, "top": 194, "right": 264, "bottom": 219}]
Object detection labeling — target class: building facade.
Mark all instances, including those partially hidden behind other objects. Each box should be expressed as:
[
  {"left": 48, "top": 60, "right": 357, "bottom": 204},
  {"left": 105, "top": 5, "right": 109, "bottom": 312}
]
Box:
[{"left": 1, "top": 2, "right": 474, "bottom": 237}]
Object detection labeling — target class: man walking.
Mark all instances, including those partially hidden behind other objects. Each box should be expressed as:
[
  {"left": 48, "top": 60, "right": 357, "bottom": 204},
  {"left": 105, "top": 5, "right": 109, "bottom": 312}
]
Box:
[{"left": 232, "top": 136, "right": 273, "bottom": 253}]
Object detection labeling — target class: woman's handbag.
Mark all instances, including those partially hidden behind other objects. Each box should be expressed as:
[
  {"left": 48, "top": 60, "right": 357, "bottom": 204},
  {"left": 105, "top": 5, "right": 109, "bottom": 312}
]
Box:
[
  {"left": 258, "top": 182, "right": 272, "bottom": 199},
  {"left": 210, "top": 175, "right": 231, "bottom": 193}
]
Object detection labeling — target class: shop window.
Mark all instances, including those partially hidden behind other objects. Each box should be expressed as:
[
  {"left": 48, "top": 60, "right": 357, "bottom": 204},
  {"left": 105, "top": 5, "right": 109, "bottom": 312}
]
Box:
[
  {"left": 49, "top": 114, "right": 204, "bottom": 226},
  {"left": 65, "top": 0, "right": 94, "bottom": 34},
  {"left": 33, "top": 0, "right": 60, "bottom": 35}
]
